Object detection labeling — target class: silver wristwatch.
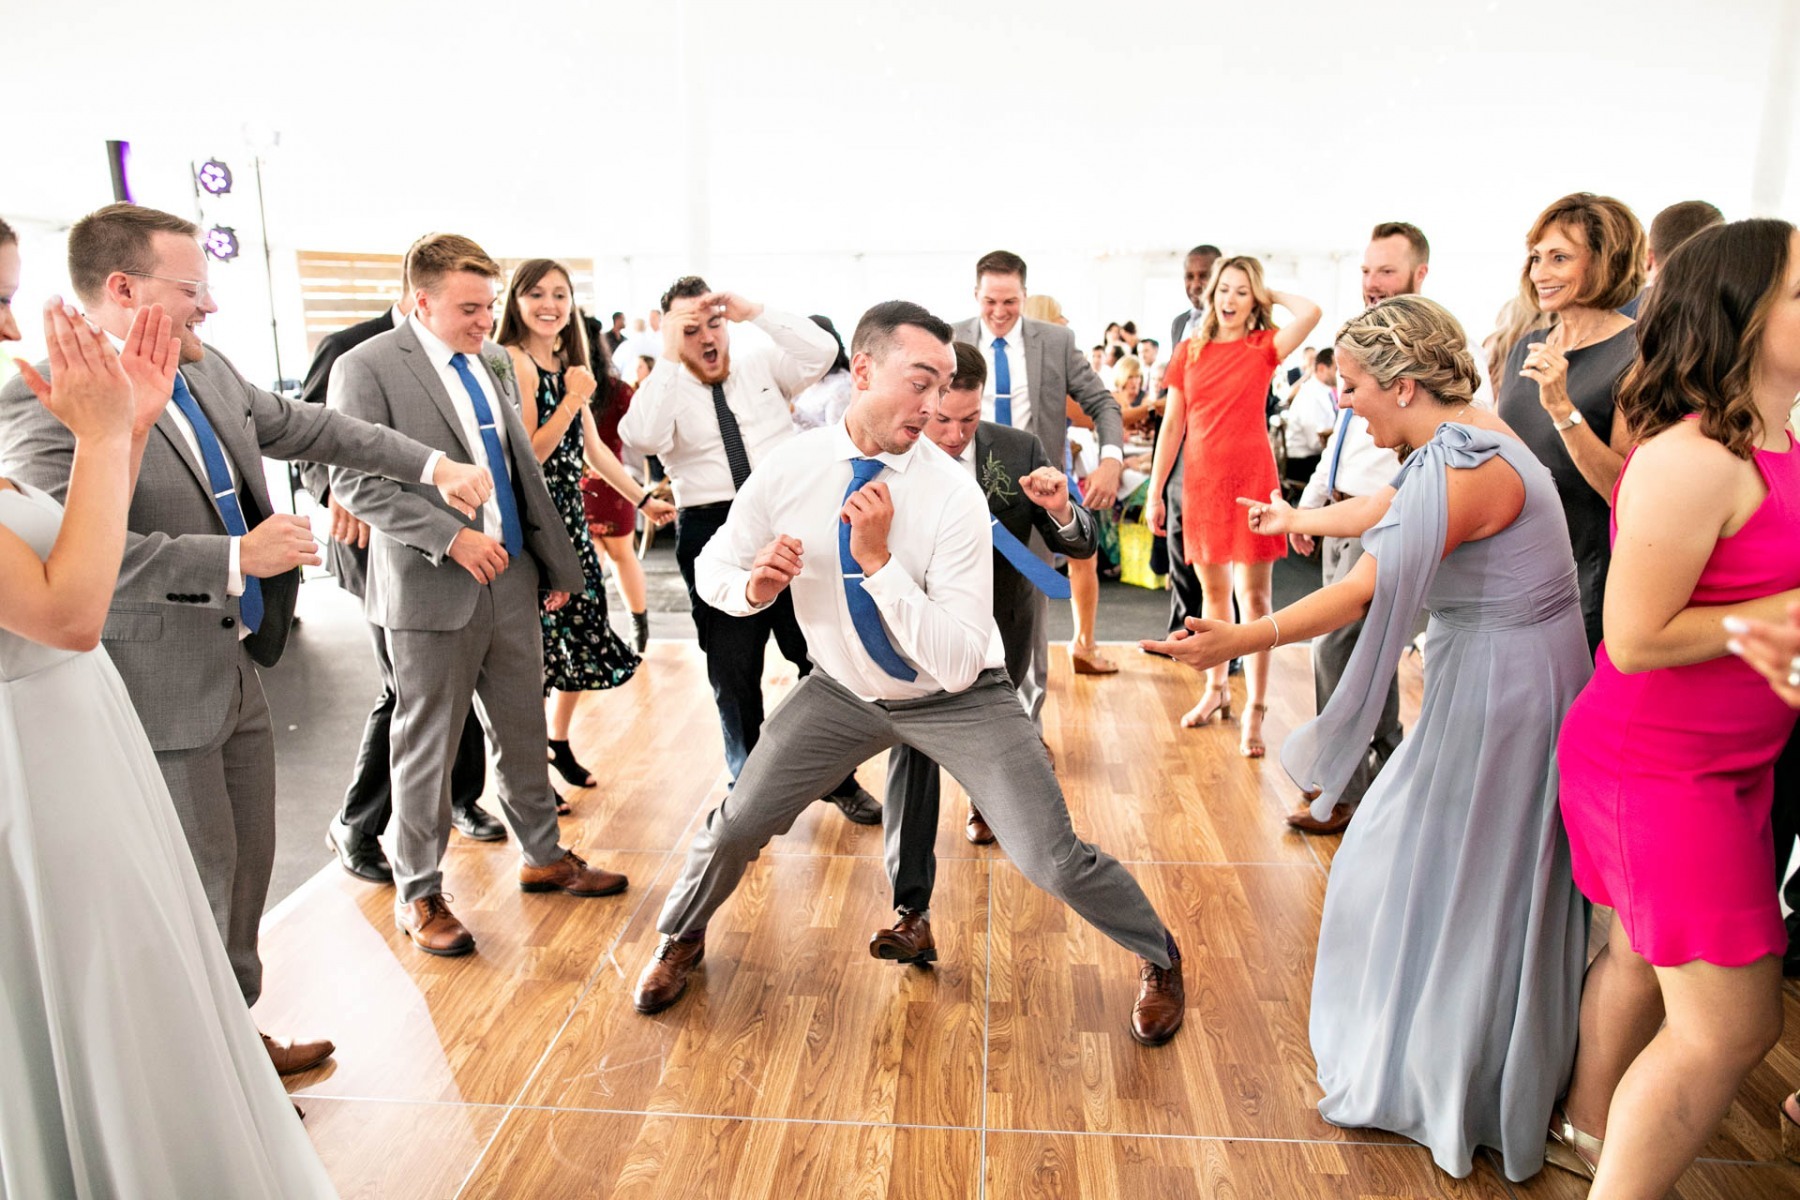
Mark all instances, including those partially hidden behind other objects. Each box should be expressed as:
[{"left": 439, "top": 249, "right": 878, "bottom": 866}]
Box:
[{"left": 1553, "top": 410, "right": 1585, "bottom": 432}]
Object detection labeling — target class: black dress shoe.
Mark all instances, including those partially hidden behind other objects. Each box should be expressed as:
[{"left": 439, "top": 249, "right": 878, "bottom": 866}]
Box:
[
  {"left": 326, "top": 816, "right": 392, "bottom": 884},
  {"left": 828, "top": 785, "right": 882, "bottom": 826},
  {"left": 451, "top": 804, "right": 507, "bottom": 842}
]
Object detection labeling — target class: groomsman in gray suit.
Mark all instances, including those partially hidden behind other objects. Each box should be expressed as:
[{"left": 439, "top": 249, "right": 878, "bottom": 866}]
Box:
[
  {"left": 329, "top": 233, "right": 629, "bottom": 959},
  {"left": 950, "top": 250, "right": 1124, "bottom": 688},
  {"left": 0, "top": 204, "right": 495, "bottom": 1074},
  {"left": 869, "top": 341, "right": 1100, "bottom": 966},
  {"left": 631, "top": 301, "right": 1184, "bottom": 1047}
]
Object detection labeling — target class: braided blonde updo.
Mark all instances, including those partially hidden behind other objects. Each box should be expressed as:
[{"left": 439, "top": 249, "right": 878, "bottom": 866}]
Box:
[{"left": 1334, "top": 295, "right": 1480, "bottom": 406}]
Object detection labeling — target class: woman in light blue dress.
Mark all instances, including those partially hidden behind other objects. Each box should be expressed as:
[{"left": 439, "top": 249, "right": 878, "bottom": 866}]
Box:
[
  {"left": 1145, "top": 295, "right": 1591, "bottom": 1181},
  {"left": 0, "top": 232, "right": 337, "bottom": 1198}
]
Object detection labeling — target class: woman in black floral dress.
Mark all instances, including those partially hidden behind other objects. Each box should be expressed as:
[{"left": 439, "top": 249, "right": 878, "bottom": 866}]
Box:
[{"left": 498, "top": 260, "right": 675, "bottom": 797}]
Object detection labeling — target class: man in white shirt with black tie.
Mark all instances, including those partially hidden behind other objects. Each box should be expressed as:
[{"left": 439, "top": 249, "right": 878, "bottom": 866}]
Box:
[
  {"left": 631, "top": 301, "right": 1185, "bottom": 1048},
  {"left": 619, "top": 277, "right": 879, "bottom": 821}
]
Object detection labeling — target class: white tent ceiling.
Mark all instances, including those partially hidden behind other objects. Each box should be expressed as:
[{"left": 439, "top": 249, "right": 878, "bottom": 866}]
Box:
[{"left": 4, "top": 0, "right": 1796, "bottom": 384}]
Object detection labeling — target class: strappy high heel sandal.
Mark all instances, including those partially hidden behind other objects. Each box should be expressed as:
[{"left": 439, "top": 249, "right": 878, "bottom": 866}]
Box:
[
  {"left": 1240, "top": 702, "right": 1269, "bottom": 758},
  {"left": 548, "top": 739, "right": 595, "bottom": 789},
  {"left": 1180, "top": 683, "right": 1233, "bottom": 729},
  {"left": 1544, "top": 1106, "right": 1602, "bottom": 1178},
  {"left": 1781, "top": 1089, "right": 1800, "bottom": 1163}
]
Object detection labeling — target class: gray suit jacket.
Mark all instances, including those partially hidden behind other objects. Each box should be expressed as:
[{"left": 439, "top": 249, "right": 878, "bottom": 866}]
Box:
[
  {"left": 327, "top": 322, "right": 584, "bottom": 631},
  {"left": 951, "top": 317, "right": 1123, "bottom": 465},
  {"left": 971, "top": 421, "right": 1096, "bottom": 651},
  {"left": 0, "top": 345, "right": 436, "bottom": 752}
]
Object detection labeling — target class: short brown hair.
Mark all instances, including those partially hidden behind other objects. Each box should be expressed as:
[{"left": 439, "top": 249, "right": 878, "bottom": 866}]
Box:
[
  {"left": 1370, "top": 221, "right": 1430, "bottom": 265},
  {"left": 950, "top": 341, "right": 987, "bottom": 392},
  {"left": 408, "top": 233, "right": 500, "bottom": 295},
  {"left": 975, "top": 250, "right": 1027, "bottom": 285},
  {"left": 0, "top": 216, "right": 15, "bottom": 247},
  {"left": 1519, "top": 193, "right": 1646, "bottom": 314},
  {"left": 67, "top": 203, "right": 199, "bottom": 305},
  {"left": 1648, "top": 200, "right": 1725, "bottom": 264}
]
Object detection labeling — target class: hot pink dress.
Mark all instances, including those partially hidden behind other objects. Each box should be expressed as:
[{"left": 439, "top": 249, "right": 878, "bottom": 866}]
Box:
[{"left": 1557, "top": 430, "right": 1800, "bottom": 967}]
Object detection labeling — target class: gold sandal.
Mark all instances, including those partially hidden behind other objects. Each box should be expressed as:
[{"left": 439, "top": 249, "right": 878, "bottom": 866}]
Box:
[
  {"left": 1781, "top": 1089, "right": 1800, "bottom": 1163},
  {"left": 1544, "top": 1106, "right": 1602, "bottom": 1178},
  {"left": 1180, "top": 684, "right": 1233, "bottom": 728},
  {"left": 1240, "top": 702, "right": 1269, "bottom": 758}
]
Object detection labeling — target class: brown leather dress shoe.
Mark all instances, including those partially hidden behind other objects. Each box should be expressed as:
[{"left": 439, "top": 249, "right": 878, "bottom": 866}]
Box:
[
  {"left": 869, "top": 910, "right": 937, "bottom": 965},
  {"left": 965, "top": 808, "right": 996, "bottom": 845},
  {"left": 395, "top": 893, "right": 475, "bottom": 956},
  {"left": 634, "top": 934, "right": 705, "bottom": 1014},
  {"left": 261, "top": 1031, "right": 335, "bottom": 1076},
  {"left": 1131, "top": 938, "right": 1185, "bottom": 1046},
  {"left": 520, "top": 850, "right": 628, "bottom": 897},
  {"left": 1285, "top": 802, "right": 1354, "bottom": 835}
]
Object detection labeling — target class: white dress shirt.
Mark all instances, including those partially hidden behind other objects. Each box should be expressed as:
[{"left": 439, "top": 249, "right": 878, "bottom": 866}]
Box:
[
  {"left": 407, "top": 315, "right": 512, "bottom": 544},
  {"left": 977, "top": 319, "right": 1032, "bottom": 434},
  {"left": 1284, "top": 376, "right": 1338, "bottom": 457},
  {"left": 1299, "top": 406, "right": 1403, "bottom": 507},
  {"left": 618, "top": 310, "right": 838, "bottom": 507},
  {"left": 696, "top": 422, "right": 1005, "bottom": 702}
]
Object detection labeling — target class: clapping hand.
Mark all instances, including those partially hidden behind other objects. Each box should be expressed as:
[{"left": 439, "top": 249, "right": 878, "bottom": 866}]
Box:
[
  {"left": 14, "top": 297, "right": 137, "bottom": 441},
  {"left": 747, "top": 534, "right": 804, "bottom": 606},
  {"left": 1139, "top": 615, "right": 1242, "bottom": 674},
  {"left": 1237, "top": 490, "right": 1297, "bottom": 537}
]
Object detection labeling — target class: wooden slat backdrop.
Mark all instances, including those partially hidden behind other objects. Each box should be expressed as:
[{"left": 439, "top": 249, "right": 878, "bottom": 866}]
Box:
[{"left": 298, "top": 252, "right": 597, "bottom": 353}]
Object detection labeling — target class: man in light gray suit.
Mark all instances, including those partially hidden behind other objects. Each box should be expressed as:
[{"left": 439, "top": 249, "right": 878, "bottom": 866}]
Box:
[
  {"left": 0, "top": 204, "right": 494, "bottom": 1075},
  {"left": 329, "top": 233, "right": 630, "bottom": 959},
  {"left": 950, "top": 250, "right": 1124, "bottom": 700}
]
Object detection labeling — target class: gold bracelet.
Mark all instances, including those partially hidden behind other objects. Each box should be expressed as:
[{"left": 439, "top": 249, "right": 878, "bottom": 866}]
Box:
[{"left": 1265, "top": 613, "right": 1281, "bottom": 650}]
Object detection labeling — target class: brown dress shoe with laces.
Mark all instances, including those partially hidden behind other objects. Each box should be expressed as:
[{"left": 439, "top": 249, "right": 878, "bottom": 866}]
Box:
[
  {"left": 519, "top": 850, "right": 628, "bottom": 897},
  {"left": 869, "top": 910, "right": 937, "bottom": 965},
  {"left": 634, "top": 935, "right": 705, "bottom": 1014},
  {"left": 261, "top": 1031, "right": 335, "bottom": 1075},
  {"left": 1131, "top": 938, "right": 1185, "bottom": 1046},
  {"left": 395, "top": 893, "right": 475, "bottom": 956},
  {"left": 1285, "top": 802, "right": 1354, "bottom": 835},
  {"left": 965, "top": 808, "right": 996, "bottom": 845}
]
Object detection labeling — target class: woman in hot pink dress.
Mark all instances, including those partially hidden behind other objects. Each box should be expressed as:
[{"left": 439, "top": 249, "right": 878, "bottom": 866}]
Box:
[{"left": 1552, "top": 218, "right": 1800, "bottom": 1197}]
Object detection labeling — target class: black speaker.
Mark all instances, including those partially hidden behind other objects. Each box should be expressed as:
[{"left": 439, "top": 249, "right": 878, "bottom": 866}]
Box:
[{"left": 105, "top": 140, "right": 133, "bottom": 204}]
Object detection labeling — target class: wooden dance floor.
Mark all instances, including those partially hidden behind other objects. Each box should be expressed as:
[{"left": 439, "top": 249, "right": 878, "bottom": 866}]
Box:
[{"left": 254, "top": 644, "right": 1800, "bottom": 1199}]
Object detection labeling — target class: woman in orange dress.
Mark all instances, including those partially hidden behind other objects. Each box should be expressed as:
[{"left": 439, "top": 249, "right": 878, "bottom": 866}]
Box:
[{"left": 1148, "top": 256, "right": 1320, "bottom": 755}]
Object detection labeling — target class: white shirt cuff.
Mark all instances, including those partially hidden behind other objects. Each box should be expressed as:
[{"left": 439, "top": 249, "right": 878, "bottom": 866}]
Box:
[
  {"left": 228, "top": 537, "right": 245, "bottom": 596},
  {"left": 1099, "top": 445, "right": 1123, "bottom": 463},
  {"left": 419, "top": 450, "right": 443, "bottom": 484}
]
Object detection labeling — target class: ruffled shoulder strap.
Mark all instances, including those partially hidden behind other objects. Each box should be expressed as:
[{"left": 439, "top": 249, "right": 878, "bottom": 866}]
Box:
[{"left": 1280, "top": 423, "right": 1502, "bottom": 816}]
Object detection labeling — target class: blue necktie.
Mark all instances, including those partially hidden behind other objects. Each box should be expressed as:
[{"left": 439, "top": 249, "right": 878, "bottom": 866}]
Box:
[
  {"left": 448, "top": 353, "right": 524, "bottom": 555},
  {"left": 168, "top": 374, "right": 262, "bottom": 632},
  {"left": 990, "top": 517, "right": 1071, "bottom": 599},
  {"left": 1326, "top": 405, "right": 1354, "bottom": 495},
  {"left": 992, "top": 337, "right": 1012, "bottom": 426},
  {"left": 839, "top": 457, "right": 917, "bottom": 681}
]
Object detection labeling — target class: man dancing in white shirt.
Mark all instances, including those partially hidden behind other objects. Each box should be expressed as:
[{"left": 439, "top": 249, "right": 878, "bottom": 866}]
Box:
[{"left": 632, "top": 302, "right": 1185, "bottom": 1046}]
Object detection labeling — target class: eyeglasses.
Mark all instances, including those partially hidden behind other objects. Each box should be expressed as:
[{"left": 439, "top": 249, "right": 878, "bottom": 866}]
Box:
[{"left": 125, "top": 272, "right": 213, "bottom": 303}]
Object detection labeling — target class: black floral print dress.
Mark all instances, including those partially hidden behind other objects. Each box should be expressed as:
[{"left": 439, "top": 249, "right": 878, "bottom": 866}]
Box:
[{"left": 534, "top": 366, "right": 639, "bottom": 693}]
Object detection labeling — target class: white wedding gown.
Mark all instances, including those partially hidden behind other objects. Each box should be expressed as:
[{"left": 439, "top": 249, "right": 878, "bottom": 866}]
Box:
[{"left": 0, "top": 484, "right": 337, "bottom": 1198}]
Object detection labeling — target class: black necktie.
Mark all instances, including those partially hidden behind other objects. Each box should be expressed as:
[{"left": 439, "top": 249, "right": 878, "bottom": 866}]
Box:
[{"left": 711, "top": 382, "right": 752, "bottom": 491}]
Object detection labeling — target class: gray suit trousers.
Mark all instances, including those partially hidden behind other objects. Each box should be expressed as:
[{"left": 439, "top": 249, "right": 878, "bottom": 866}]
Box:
[
  {"left": 1314, "top": 535, "right": 1403, "bottom": 806},
  {"left": 385, "top": 557, "right": 563, "bottom": 902},
  {"left": 154, "top": 645, "right": 277, "bottom": 1006},
  {"left": 657, "top": 669, "right": 1171, "bottom": 968}
]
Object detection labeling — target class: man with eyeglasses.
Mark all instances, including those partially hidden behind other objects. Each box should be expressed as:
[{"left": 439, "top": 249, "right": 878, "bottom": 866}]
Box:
[{"left": 0, "top": 203, "right": 494, "bottom": 1078}]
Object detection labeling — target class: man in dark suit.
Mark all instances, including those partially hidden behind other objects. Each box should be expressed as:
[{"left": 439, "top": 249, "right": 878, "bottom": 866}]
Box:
[
  {"left": 299, "top": 243, "right": 499, "bottom": 886},
  {"left": 0, "top": 203, "right": 495, "bottom": 1070},
  {"left": 1158, "top": 244, "right": 1220, "bottom": 639},
  {"left": 868, "top": 342, "right": 1099, "bottom": 965}
]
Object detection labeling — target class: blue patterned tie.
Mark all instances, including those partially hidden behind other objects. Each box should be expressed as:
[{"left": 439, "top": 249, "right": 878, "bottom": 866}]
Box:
[
  {"left": 168, "top": 373, "right": 261, "bottom": 632},
  {"left": 839, "top": 457, "right": 916, "bottom": 681},
  {"left": 449, "top": 353, "right": 524, "bottom": 555},
  {"left": 992, "top": 337, "right": 1012, "bottom": 426},
  {"left": 989, "top": 517, "right": 1072, "bottom": 599}
]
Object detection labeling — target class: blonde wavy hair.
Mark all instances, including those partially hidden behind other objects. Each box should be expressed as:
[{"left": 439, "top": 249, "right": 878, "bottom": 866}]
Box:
[
  {"left": 1335, "top": 295, "right": 1481, "bottom": 406},
  {"left": 1022, "top": 294, "right": 1065, "bottom": 324},
  {"left": 1194, "top": 255, "right": 1277, "bottom": 345}
]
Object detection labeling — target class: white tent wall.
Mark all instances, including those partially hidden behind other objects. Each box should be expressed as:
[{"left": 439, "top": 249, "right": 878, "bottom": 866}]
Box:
[{"left": 3, "top": 0, "right": 1797, "bottom": 391}]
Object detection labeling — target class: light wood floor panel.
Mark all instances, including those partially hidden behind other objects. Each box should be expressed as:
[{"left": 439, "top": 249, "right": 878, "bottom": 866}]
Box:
[
  {"left": 260, "top": 639, "right": 1798, "bottom": 1197},
  {"left": 458, "top": 1108, "right": 980, "bottom": 1200}
]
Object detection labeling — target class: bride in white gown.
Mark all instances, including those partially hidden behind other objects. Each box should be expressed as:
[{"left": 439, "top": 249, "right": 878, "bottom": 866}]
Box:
[{"left": 0, "top": 228, "right": 336, "bottom": 1198}]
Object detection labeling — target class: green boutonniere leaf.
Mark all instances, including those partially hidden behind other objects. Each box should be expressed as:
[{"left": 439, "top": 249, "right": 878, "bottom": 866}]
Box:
[
  {"left": 485, "top": 355, "right": 513, "bottom": 384},
  {"left": 979, "top": 452, "right": 1017, "bottom": 501}
]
